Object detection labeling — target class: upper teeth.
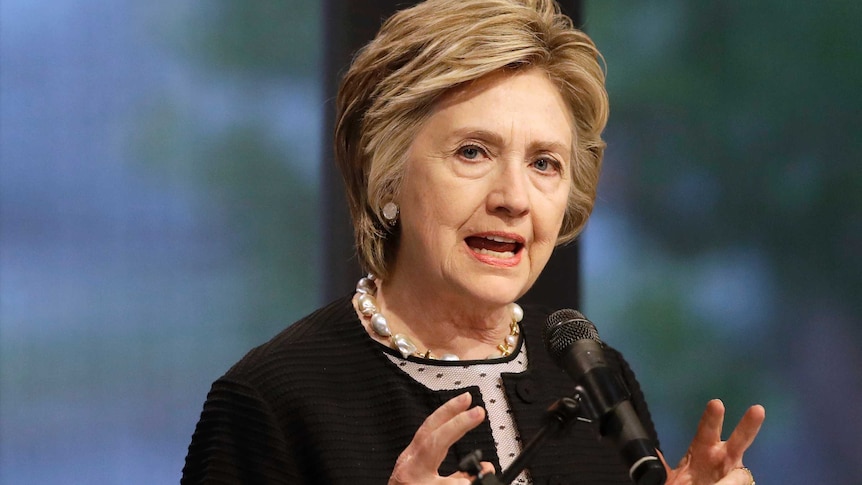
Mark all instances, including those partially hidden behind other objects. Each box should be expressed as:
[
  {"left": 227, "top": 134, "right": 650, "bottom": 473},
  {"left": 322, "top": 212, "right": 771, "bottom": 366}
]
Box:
[{"left": 485, "top": 235, "right": 517, "bottom": 243}]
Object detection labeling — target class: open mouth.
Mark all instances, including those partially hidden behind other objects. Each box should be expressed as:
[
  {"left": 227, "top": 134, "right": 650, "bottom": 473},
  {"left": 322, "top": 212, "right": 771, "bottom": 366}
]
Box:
[{"left": 465, "top": 234, "right": 524, "bottom": 258}]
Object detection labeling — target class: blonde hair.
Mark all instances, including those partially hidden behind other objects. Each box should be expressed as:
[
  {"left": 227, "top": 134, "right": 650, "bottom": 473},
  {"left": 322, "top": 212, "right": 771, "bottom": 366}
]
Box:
[{"left": 334, "top": 0, "right": 608, "bottom": 279}]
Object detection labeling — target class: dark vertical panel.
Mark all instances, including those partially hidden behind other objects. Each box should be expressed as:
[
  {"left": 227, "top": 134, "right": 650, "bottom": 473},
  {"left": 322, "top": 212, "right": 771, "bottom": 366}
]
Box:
[
  {"left": 321, "top": 0, "right": 583, "bottom": 309},
  {"left": 520, "top": 0, "right": 583, "bottom": 312},
  {"left": 321, "top": 0, "right": 409, "bottom": 301}
]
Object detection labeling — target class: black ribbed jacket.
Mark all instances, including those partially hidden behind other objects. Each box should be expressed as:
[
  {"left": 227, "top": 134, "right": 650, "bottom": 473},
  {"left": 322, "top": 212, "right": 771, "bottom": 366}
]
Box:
[{"left": 182, "top": 296, "right": 660, "bottom": 484}]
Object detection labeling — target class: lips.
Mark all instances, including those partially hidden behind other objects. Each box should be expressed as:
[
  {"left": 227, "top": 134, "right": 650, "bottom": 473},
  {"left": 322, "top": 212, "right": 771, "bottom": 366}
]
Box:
[{"left": 465, "top": 234, "right": 524, "bottom": 258}]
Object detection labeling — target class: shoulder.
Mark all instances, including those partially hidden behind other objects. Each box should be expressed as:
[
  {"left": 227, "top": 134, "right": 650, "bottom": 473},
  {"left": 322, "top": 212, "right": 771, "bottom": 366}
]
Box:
[
  {"left": 248, "top": 296, "right": 357, "bottom": 353},
  {"left": 220, "top": 296, "right": 368, "bottom": 386},
  {"left": 184, "top": 299, "right": 360, "bottom": 484}
]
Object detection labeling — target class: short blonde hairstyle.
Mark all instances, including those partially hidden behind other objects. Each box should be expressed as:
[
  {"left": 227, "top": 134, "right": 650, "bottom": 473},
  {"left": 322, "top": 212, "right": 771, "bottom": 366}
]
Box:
[{"left": 334, "top": 0, "right": 608, "bottom": 279}]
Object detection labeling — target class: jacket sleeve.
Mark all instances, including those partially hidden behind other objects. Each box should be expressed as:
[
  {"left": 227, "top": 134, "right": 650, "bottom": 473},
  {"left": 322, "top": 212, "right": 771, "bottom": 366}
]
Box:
[
  {"left": 181, "top": 377, "right": 298, "bottom": 484},
  {"left": 605, "top": 345, "right": 662, "bottom": 450}
]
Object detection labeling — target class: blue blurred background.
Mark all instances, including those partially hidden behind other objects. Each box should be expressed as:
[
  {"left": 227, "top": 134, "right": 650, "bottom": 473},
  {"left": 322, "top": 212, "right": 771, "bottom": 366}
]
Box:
[{"left": 1, "top": 1, "right": 860, "bottom": 483}]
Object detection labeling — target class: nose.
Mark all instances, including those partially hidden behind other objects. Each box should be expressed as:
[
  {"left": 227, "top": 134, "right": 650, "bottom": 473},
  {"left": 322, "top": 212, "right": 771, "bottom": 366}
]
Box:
[{"left": 487, "top": 159, "right": 530, "bottom": 218}]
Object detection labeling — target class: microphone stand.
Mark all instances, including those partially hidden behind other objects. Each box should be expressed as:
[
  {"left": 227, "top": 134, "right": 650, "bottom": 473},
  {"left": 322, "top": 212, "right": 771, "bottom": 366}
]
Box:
[{"left": 464, "top": 388, "right": 594, "bottom": 485}]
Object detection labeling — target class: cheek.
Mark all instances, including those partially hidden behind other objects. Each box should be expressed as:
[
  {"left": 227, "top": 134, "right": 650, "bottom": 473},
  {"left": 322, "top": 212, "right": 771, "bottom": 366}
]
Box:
[
  {"left": 535, "top": 190, "right": 570, "bottom": 241},
  {"left": 402, "top": 191, "right": 462, "bottom": 248},
  {"left": 425, "top": 180, "right": 484, "bottom": 224}
]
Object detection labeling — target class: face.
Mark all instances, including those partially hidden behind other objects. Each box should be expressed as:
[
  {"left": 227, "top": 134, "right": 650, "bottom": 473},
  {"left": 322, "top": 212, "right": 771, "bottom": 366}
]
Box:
[{"left": 390, "top": 68, "right": 574, "bottom": 308}]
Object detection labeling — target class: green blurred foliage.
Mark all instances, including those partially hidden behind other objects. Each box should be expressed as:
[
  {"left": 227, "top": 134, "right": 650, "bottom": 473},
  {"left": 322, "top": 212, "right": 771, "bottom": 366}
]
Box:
[
  {"left": 134, "top": 1, "right": 323, "bottom": 341},
  {"left": 584, "top": 0, "right": 862, "bottom": 467},
  {"left": 587, "top": 1, "right": 861, "bottom": 302},
  {"left": 187, "top": 1, "right": 321, "bottom": 77}
]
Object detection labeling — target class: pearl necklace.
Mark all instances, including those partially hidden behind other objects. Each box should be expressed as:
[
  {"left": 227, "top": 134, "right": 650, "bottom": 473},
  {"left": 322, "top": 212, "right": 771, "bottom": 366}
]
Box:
[{"left": 353, "top": 274, "right": 523, "bottom": 361}]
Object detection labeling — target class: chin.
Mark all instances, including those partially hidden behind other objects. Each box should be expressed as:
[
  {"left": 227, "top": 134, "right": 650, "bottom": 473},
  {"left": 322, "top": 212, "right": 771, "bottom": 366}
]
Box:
[{"left": 460, "top": 272, "right": 531, "bottom": 305}]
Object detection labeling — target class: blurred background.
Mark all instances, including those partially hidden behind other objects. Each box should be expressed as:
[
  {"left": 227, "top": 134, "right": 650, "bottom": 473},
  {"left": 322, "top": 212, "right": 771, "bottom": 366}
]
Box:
[{"left": 1, "top": 1, "right": 859, "bottom": 483}]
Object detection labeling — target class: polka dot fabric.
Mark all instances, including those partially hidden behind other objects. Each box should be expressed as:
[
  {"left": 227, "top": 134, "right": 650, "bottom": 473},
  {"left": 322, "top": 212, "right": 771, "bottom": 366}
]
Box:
[{"left": 385, "top": 348, "right": 532, "bottom": 483}]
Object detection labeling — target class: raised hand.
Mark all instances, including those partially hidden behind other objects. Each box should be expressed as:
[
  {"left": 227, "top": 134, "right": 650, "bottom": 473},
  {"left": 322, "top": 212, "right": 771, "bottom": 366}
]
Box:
[
  {"left": 663, "top": 399, "right": 765, "bottom": 485},
  {"left": 389, "top": 392, "right": 494, "bottom": 485}
]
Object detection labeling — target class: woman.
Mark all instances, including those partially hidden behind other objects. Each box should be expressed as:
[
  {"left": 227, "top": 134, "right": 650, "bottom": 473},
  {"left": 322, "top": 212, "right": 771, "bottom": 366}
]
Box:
[{"left": 182, "top": 1, "right": 765, "bottom": 484}]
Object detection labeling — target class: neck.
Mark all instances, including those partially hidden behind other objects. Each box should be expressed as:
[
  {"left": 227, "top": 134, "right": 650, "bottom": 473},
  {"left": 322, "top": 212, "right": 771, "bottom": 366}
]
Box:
[{"left": 356, "top": 274, "right": 521, "bottom": 361}]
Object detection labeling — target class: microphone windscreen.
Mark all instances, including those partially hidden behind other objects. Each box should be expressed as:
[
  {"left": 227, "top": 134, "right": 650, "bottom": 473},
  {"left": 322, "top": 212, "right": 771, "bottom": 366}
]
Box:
[{"left": 543, "top": 309, "right": 601, "bottom": 364}]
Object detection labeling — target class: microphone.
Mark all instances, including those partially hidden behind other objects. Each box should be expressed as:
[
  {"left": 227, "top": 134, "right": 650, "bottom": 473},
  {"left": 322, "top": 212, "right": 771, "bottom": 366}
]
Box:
[{"left": 543, "top": 309, "right": 666, "bottom": 485}]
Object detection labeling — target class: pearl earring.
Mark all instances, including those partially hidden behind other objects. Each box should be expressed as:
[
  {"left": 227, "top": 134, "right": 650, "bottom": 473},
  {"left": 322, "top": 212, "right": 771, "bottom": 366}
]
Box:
[{"left": 382, "top": 201, "right": 399, "bottom": 225}]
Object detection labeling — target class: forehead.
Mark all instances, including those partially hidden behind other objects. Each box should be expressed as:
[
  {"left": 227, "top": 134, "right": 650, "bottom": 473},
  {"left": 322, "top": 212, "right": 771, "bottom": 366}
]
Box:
[{"left": 424, "top": 68, "right": 575, "bottom": 145}]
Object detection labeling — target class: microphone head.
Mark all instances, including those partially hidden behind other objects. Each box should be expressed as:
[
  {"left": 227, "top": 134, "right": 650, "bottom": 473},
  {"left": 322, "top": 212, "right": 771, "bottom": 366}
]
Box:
[{"left": 543, "top": 309, "right": 602, "bottom": 364}]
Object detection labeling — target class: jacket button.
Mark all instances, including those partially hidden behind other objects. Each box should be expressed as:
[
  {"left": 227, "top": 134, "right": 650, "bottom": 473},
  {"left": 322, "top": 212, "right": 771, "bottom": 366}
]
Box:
[{"left": 516, "top": 379, "right": 536, "bottom": 403}]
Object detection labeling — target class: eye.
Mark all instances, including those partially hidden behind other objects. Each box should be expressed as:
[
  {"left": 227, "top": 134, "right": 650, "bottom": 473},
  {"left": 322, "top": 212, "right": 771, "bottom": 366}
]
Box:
[
  {"left": 458, "top": 144, "right": 486, "bottom": 161},
  {"left": 532, "top": 157, "right": 561, "bottom": 174}
]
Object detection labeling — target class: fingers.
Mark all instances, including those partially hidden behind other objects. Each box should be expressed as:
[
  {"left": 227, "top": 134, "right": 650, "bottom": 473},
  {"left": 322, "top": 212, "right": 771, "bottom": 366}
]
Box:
[
  {"left": 390, "top": 392, "right": 486, "bottom": 484},
  {"left": 422, "top": 391, "right": 477, "bottom": 429},
  {"left": 669, "top": 401, "right": 764, "bottom": 485},
  {"left": 725, "top": 405, "right": 766, "bottom": 463},
  {"left": 692, "top": 399, "right": 726, "bottom": 447},
  {"left": 479, "top": 461, "right": 496, "bottom": 476},
  {"left": 447, "top": 462, "right": 495, "bottom": 484},
  {"left": 416, "top": 392, "right": 485, "bottom": 457}
]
